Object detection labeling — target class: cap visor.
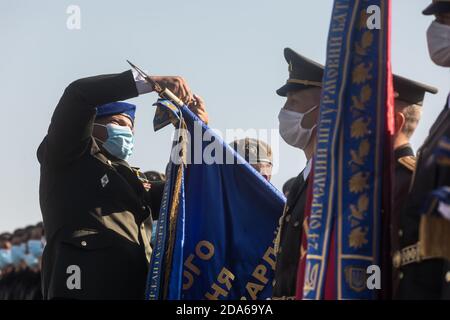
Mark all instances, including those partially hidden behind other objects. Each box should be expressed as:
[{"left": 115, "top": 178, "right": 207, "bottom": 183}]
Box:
[
  {"left": 423, "top": 3, "right": 450, "bottom": 15},
  {"left": 276, "top": 83, "right": 312, "bottom": 97}
]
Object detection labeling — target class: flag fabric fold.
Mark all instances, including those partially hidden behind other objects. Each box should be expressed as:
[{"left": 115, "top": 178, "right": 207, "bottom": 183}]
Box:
[{"left": 147, "top": 100, "right": 285, "bottom": 300}]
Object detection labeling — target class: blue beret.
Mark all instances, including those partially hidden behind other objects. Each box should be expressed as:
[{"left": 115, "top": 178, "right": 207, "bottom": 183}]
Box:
[{"left": 95, "top": 101, "right": 136, "bottom": 122}]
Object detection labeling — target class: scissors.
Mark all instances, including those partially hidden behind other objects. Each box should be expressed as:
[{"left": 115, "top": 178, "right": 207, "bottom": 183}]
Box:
[{"left": 127, "top": 60, "right": 185, "bottom": 108}]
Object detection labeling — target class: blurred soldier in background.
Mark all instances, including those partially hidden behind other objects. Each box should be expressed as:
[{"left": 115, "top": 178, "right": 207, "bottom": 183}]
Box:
[
  {"left": 0, "top": 224, "right": 44, "bottom": 300},
  {"left": 0, "top": 232, "right": 13, "bottom": 299},
  {"left": 230, "top": 138, "right": 273, "bottom": 181},
  {"left": 144, "top": 170, "right": 166, "bottom": 182}
]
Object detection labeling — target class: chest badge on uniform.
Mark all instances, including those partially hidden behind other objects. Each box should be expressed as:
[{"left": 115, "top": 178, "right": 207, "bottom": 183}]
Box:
[{"left": 100, "top": 174, "right": 109, "bottom": 188}]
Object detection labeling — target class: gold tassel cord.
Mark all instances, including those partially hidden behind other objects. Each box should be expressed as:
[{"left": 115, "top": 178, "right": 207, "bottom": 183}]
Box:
[{"left": 162, "top": 120, "right": 187, "bottom": 299}]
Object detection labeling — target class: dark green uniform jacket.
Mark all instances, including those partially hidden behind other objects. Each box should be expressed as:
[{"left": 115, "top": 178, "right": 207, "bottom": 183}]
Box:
[
  {"left": 273, "top": 169, "right": 308, "bottom": 299},
  {"left": 37, "top": 71, "right": 164, "bottom": 300},
  {"left": 396, "top": 104, "right": 450, "bottom": 299}
]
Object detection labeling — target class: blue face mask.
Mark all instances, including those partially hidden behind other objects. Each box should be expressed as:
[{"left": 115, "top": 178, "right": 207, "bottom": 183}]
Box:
[
  {"left": 27, "top": 240, "right": 44, "bottom": 258},
  {"left": 11, "top": 244, "right": 26, "bottom": 266},
  {"left": 96, "top": 123, "right": 134, "bottom": 161},
  {"left": 24, "top": 253, "right": 39, "bottom": 269},
  {"left": 0, "top": 249, "right": 13, "bottom": 269}
]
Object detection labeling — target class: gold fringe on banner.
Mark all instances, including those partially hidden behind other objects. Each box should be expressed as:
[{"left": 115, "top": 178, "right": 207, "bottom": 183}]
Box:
[{"left": 162, "top": 120, "right": 188, "bottom": 299}]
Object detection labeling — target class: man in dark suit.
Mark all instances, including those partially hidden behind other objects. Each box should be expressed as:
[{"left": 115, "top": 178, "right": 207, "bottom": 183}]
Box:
[
  {"left": 37, "top": 70, "right": 207, "bottom": 299},
  {"left": 392, "top": 0, "right": 450, "bottom": 299},
  {"left": 272, "top": 48, "right": 323, "bottom": 299}
]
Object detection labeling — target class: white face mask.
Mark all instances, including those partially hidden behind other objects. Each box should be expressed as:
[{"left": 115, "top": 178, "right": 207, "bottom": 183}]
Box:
[
  {"left": 427, "top": 20, "right": 450, "bottom": 67},
  {"left": 278, "top": 105, "right": 318, "bottom": 150}
]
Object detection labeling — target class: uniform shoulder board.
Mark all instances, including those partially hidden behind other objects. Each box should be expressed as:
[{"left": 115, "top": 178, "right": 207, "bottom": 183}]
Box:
[{"left": 398, "top": 155, "right": 416, "bottom": 172}]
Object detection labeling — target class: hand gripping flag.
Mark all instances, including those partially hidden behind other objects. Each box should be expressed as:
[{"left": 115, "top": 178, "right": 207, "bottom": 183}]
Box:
[
  {"left": 146, "top": 100, "right": 286, "bottom": 300},
  {"left": 296, "top": 0, "right": 395, "bottom": 300}
]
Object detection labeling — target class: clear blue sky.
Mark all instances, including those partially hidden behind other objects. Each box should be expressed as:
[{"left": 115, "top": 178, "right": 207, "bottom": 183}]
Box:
[{"left": 0, "top": 0, "right": 449, "bottom": 232}]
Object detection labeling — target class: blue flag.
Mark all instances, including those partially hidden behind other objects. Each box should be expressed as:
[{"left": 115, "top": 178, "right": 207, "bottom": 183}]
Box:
[{"left": 147, "top": 100, "right": 285, "bottom": 300}]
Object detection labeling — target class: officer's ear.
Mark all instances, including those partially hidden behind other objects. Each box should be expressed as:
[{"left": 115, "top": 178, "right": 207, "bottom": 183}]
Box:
[{"left": 394, "top": 111, "right": 406, "bottom": 135}]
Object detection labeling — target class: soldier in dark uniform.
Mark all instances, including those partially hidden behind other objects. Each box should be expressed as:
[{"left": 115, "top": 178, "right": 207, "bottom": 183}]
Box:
[
  {"left": 37, "top": 70, "right": 207, "bottom": 299},
  {"left": 282, "top": 177, "right": 296, "bottom": 197},
  {"left": 392, "top": 0, "right": 450, "bottom": 299},
  {"left": 390, "top": 75, "right": 438, "bottom": 298},
  {"left": 272, "top": 48, "right": 323, "bottom": 299},
  {"left": 0, "top": 232, "right": 13, "bottom": 300},
  {"left": 230, "top": 138, "right": 273, "bottom": 181}
]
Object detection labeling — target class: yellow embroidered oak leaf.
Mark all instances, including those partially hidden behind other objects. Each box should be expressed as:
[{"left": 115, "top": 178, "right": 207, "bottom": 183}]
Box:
[
  {"left": 358, "top": 194, "right": 369, "bottom": 212},
  {"left": 351, "top": 95, "right": 365, "bottom": 111},
  {"left": 361, "top": 31, "right": 374, "bottom": 49},
  {"left": 355, "top": 43, "right": 366, "bottom": 56},
  {"left": 358, "top": 10, "right": 369, "bottom": 29},
  {"left": 352, "top": 63, "right": 373, "bottom": 84},
  {"left": 349, "top": 172, "right": 369, "bottom": 193},
  {"left": 349, "top": 139, "right": 370, "bottom": 166},
  {"left": 355, "top": 31, "right": 373, "bottom": 55},
  {"left": 350, "top": 149, "right": 364, "bottom": 166},
  {"left": 351, "top": 86, "right": 372, "bottom": 112},
  {"left": 358, "top": 139, "right": 370, "bottom": 158},
  {"left": 350, "top": 205, "right": 363, "bottom": 220},
  {"left": 351, "top": 118, "right": 371, "bottom": 138},
  {"left": 349, "top": 227, "right": 368, "bottom": 249},
  {"left": 360, "top": 84, "right": 372, "bottom": 103}
]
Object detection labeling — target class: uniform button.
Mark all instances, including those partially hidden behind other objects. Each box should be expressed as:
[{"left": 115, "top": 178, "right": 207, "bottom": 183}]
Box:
[
  {"left": 142, "top": 205, "right": 147, "bottom": 210},
  {"left": 293, "top": 221, "right": 300, "bottom": 227},
  {"left": 81, "top": 241, "right": 87, "bottom": 247},
  {"left": 445, "top": 271, "right": 450, "bottom": 283},
  {"left": 399, "top": 272, "right": 404, "bottom": 280},
  {"left": 398, "top": 230, "right": 403, "bottom": 237},
  {"left": 285, "top": 215, "right": 291, "bottom": 223}
]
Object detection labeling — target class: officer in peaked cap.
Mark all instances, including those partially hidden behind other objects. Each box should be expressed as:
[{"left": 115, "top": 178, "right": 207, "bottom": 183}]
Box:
[
  {"left": 273, "top": 48, "right": 324, "bottom": 299},
  {"left": 423, "top": 0, "right": 450, "bottom": 16},
  {"left": 390, "top": 74, "right": 438, "bottom": 298},
  {"left": 276, "top": 48, "right": 324, "bottom": 97},
  {"left": 392, "top": 74, "right": 438, "bottom": 217}
]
